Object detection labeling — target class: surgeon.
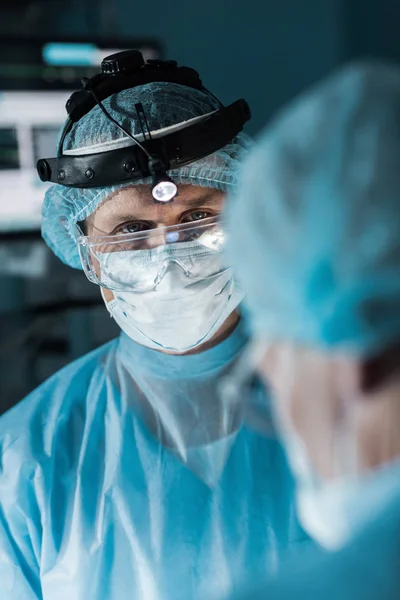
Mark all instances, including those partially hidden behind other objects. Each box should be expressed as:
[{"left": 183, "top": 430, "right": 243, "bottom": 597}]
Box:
[
  {"left": 0, "top": 51, "right": 307, "bottom": 600},
  {"left": 224, "top": 61, "right": 400, "bottom": 599}
]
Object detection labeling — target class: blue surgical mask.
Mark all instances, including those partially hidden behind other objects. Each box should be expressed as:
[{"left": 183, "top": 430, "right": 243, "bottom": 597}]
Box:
[{"left": 102, "top": 249, "right": 243, "bottom": 352}]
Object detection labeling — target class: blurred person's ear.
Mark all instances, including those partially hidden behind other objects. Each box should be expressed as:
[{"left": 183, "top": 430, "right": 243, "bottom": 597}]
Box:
[
  {"left": 334, "top": 341, "right": 400, "bottom": 400},
  {"left": 335, "top": 346, "right": 400, "bottom": 471},
  {"left": 360, "top": 341, "right": 400, "bottom": 394}
]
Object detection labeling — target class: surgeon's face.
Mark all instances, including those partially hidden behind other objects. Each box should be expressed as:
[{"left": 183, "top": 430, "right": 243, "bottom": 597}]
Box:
[
  {"left": 85, "top": 184, "right": 240, "bottom": 353},
  {"left": 257, "top": 342, "right": 400, "bottom": 481},
  {"left": 85, "top": 184, "right": 225, "bottom": 237},
  {"left": 257, "top": 344, "right": 351, "bottom": 480}
]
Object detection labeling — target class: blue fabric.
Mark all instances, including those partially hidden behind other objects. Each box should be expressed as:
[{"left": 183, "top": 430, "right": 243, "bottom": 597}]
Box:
[
  {"left": 42, "top": 82, "right": 251, "bottom": 270},
  {"left": 0, "top": 323, "right": 308, "bottom": 600},
  {"left": 229, "top": 463, "right": 400, "bottom": 600},
  {"left": 227, "top": 61, "right": 400, "bottom": 356}
]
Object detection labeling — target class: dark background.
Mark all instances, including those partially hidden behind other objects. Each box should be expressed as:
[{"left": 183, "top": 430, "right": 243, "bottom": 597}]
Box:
[{"left": 1, "top": 0, "right": 400, "bottom": 412}]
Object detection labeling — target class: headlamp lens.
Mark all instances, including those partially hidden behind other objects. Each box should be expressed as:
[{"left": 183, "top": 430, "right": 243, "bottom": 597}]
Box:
[{"left": 152, "top": 179, "right": 178, "bottom": 202}]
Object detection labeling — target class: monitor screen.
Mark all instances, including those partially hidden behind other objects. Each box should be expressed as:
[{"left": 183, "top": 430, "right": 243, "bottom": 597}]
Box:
[{"left": 0, "top": 38, "right": 161, "bottom": 233}]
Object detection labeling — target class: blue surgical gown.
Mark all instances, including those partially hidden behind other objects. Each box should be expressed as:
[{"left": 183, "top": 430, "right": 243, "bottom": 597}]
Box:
[
  {"left": 0, "top": 322, "right": 308, "bottom": 600},
  {"left": 229, "top": 462, "right": 400, "bottom": 600}
]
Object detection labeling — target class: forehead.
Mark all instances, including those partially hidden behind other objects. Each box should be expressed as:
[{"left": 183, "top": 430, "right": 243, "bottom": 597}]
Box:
[{"left": 96, "top": 184, "right": 224, "bottom": 217}]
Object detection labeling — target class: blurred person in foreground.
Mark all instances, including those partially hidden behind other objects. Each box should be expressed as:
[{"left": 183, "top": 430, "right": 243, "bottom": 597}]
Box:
[
  {"left": 223, "top": 61, "right": 400, "bottom": 599},
  {"left": 0, "top": 51, "right": 308, "bottom": 600}
]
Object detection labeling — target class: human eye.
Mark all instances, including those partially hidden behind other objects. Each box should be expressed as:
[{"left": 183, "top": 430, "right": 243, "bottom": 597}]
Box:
[
  {"left": 112, "top": 221, "right": 151, "bottom": 235},
  {"left": 181, "top": 210, "right": 215, "bottom": 223}
]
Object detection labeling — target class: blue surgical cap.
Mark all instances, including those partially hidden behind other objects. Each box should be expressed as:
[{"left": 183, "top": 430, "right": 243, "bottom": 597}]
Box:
[
  {"left": 42, "top": 82, "right": 251, "bottom": 269},
  {"left": 227, "top": 61, "right": 400, "bottom": 356}
]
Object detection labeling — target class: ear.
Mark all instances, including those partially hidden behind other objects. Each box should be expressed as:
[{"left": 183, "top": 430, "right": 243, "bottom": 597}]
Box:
[{"left": 360, "top": 341, "right": 400, "bottom": 394}]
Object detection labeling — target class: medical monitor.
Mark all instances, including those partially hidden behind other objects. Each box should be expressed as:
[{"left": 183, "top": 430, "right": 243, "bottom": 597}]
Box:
[{"left": 0, "top": 38, "right": 161, "bottom": 234}]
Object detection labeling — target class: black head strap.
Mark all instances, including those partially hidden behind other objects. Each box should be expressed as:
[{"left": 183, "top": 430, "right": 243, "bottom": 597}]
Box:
[
  {"left": 37, "top": 99, "right": 250, "bottom": 188},
  {"left": 36, "top": 50, "right": 251, "bottom": 190}
]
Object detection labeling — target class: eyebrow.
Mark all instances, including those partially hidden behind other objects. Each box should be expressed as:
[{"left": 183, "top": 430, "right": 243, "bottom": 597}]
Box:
[{"left": 180, "top": 193, "right": 222, "bottom": 209}]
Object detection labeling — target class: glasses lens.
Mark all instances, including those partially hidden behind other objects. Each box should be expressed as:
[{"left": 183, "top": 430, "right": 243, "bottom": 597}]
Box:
[{"left": 78, "top": 217, "right": 228, "bottom": 291}]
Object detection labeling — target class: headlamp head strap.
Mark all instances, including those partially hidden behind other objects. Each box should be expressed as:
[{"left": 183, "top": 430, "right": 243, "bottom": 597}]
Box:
[{"left": 36, "top": 49, "right": 251, "bottom": 197}]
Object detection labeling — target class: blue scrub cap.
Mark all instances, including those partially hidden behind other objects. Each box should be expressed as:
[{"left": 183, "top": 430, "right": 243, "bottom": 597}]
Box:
[
  {"left": 227, "top": 61, "right": 400, "bottom": 356},
  {"left": 42, "top": 82, "right": 251, "bottom": 269}
]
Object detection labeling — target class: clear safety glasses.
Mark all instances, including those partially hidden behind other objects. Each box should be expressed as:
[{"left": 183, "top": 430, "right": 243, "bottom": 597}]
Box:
[{"left": 77, "top": 216, "right": 229, "bottom": 292}]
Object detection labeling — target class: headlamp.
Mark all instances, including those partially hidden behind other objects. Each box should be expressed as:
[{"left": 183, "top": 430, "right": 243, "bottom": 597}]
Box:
[
  {"left": 151, "top": 177, "right": 178, "bottom": 203},
  {"left": 148, "top": 157, "right": 178, "bottom": 203},
  {"left": 36, "top": 50, "right": 251, "bottom": 202}
]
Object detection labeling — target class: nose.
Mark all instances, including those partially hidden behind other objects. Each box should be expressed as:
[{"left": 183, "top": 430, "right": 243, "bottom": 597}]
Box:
[
  {"left": 145, "top": 224, "right": 180, "bottom": 249},
  {"left": 145, "top": 228, "right": 165, "bottom": 249}
]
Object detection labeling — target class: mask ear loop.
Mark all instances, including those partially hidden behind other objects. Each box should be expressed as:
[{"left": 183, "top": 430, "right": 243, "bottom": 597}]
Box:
[
  {"left": 333, "top": 360, "right": 360, "bottom": 481},
  {"left": 333, "top": 406, "right": 359, "bottom": 480},
  {"left": 100, "top": 287, "right": 117, "bottom": 315},
  {"left": 270, "top": 345, "right": 320, "bottom": 486}
]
